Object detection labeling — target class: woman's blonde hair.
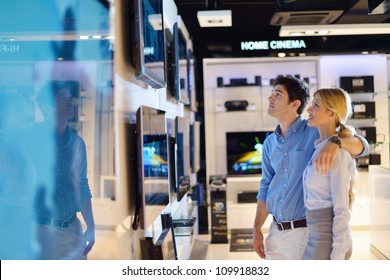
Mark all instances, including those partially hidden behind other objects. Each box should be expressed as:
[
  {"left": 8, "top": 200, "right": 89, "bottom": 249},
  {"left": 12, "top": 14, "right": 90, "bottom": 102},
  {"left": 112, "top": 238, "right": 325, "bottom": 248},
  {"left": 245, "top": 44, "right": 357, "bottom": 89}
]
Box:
[{"left": 314, "top": 87, "right": 356, "bottom": 209}]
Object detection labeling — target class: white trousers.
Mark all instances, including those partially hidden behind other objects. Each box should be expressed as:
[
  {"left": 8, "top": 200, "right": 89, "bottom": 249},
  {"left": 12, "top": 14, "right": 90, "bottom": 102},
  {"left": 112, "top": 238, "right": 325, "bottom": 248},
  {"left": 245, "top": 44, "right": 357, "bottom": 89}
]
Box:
[
  {"left": 265, "top": 221, "right": 309, "bottom": 260},
  {"left": 36, "top": 217, "right": 86, "bottom": 260}
]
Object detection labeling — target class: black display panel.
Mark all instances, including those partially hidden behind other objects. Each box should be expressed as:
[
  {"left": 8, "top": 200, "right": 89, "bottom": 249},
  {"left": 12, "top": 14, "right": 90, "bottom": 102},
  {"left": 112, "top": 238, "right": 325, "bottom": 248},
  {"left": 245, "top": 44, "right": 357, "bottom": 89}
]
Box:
[
  {"left": 166, "top": 22, "right": 180, "bottom": 101},
  {"left": 175, "top": 116, "right": 190, "bottom": 200},
  {"left": 226, "top": 131, "right": 273, "bottom": 176},
  {"left": 131, "top": 0, "right": 166, "bottom": 89},
  {"left": 132, "top": 106, "right": 169, "bottom": 230},
  {"left": 143, "top": 134, "right": 168, "bottom": 178},
  {"left": 177, "top": 16, "right": 190, "bottom": 105}
]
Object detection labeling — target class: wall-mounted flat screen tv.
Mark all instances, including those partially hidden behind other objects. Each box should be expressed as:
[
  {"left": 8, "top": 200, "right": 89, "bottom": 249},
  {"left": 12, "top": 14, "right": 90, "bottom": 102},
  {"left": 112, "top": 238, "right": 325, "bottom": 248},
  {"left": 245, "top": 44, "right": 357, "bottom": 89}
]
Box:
[
  {"left": 132, "top": 105, "right": 169, "bottom": 231},
  {"left": 226, "top": 131, "right": 273, "bottom": 176},
  {"left": 175, "top": 116, "right": 190, "bottom": 200},
  {"left": 131, "top": 0, "right": 166, "bottom": 89},
  {"left": 177, "top": 15, "right": 190, "bottom": 105},
  {"left": 164, "top": 0, "right": 180, "bottom": 101},
  {"left": 166, "top": 118, "right": 177, "bottom": 203}
]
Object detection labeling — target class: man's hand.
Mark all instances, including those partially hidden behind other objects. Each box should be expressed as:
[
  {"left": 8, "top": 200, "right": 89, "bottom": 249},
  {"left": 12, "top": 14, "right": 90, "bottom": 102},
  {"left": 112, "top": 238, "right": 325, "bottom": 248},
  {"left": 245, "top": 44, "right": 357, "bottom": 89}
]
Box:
[
  {"left": 83, "top": 227, "right": 95, "bottom": 256},
  {"left": 313, "top": 141, "right": 339, "bottom": 174},
  {"left": 253, "top": 228, "right": 266, "bottom": 259}
]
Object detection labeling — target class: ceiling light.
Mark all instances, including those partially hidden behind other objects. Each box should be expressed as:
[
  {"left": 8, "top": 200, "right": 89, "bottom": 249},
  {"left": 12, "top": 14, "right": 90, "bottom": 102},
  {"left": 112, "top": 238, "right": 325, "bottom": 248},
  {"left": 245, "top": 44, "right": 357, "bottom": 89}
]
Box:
[
  {"left": 279, "top": 23, "right": 390, "bottom": 37},
  {"left": 197, "top": 10, "right": 232, "bottom": 27}
]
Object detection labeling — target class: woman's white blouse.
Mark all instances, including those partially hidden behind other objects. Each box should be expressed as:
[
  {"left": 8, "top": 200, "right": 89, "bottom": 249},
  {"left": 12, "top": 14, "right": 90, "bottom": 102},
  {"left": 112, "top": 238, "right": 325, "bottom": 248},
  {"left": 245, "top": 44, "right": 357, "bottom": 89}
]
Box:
[{"left": 303, "top": 136, "right": 357, "bottom": 260}]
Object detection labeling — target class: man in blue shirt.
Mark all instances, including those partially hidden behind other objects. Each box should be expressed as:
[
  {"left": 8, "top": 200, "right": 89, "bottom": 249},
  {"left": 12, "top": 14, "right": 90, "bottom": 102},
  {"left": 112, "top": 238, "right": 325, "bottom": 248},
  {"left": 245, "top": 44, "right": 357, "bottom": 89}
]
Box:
[
  {"left": 26, "top": 81, "right": 95, "bottom": 259},
  {"left": 252, "top": 76, "right": 368, "bottom": 259}
]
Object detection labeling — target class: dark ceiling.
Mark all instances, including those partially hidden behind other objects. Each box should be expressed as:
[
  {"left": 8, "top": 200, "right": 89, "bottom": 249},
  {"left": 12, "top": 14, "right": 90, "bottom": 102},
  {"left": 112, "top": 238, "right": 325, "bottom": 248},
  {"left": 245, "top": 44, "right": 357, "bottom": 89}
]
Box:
[{"left": 174, "top": 0, "right": 390, "bottom": 59}]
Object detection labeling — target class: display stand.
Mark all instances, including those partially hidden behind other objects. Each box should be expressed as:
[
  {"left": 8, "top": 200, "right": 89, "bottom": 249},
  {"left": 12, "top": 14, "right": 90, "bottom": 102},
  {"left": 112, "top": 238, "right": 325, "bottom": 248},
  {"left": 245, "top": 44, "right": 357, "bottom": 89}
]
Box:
[{"left": 209, "top": 175, "right": 228, "bottom": 243}]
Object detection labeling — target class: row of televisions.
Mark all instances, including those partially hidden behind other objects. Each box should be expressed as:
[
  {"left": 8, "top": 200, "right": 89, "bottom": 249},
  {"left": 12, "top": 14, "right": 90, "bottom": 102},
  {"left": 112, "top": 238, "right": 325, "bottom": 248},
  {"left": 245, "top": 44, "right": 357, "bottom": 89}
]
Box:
[
  {"left": 124, "top": 105, "right": 200, "bottom": 235},
  {"left": 127, "top": 0, "right": 196, "bottom": 109}
]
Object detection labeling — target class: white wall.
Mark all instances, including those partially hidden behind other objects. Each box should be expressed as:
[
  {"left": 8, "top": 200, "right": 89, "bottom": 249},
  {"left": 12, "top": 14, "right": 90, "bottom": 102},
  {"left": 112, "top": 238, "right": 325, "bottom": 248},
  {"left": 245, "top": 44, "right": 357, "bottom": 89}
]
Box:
[{"left": 318, "top": 54, "right": 390, "bottom": 169}]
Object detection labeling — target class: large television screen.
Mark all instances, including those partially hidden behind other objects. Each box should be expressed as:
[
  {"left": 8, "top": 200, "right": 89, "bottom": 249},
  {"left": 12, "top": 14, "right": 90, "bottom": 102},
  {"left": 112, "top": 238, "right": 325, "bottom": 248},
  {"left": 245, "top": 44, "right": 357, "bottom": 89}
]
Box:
[
  {"left": 133, "top": 106, "right": 170, "bottom": 230},
  {"left": 143, "top": 134, "right": 168, "bottom": 178},
  {"left": 131, "top": 0, "right": 166, "bottom": 89},
  {"left": 226, "top": 131, "right": 273, "bottom": 176}
]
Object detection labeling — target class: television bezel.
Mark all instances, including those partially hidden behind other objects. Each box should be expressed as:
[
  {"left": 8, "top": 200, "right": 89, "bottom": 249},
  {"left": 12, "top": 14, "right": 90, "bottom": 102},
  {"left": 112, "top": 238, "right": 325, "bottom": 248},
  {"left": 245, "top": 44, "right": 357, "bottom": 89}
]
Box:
[
  {"left": 189, "top": 120, "right": 201, "bottom": 174},
  {"left": 187, "top": 48, "right": 197, "bottom": 112},
  {"left": 177, "top": 15, "right": 190, "bottom": 105},
  {"left": 132, "top": 0, "right": 166, "bottom": 89},
  {"left": 165, "top": 22, "right": 180, "bottom": 101},
  {"left": 175, "top": 116, "right": 191, "bottom": 200},
  {"left": 123, "top": 114, "right": 138, "bottom": 222}
]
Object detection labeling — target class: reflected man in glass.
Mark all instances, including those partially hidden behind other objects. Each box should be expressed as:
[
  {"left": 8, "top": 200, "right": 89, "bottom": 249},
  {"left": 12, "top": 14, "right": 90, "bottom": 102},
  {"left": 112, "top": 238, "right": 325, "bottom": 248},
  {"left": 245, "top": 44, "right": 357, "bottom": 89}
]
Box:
[{"left": 26, "top": 81, "right": 95, "bottom": 259}]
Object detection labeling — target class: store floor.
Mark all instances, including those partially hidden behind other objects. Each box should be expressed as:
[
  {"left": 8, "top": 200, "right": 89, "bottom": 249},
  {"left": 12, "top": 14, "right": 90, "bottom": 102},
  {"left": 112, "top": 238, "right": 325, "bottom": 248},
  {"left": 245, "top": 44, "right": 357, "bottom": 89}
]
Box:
[
  {"left": 190, "top": 230, "right": 377, "bottom": 260},
  {"left": 89, "top": 228, "right": 378, "bottom": 260}
]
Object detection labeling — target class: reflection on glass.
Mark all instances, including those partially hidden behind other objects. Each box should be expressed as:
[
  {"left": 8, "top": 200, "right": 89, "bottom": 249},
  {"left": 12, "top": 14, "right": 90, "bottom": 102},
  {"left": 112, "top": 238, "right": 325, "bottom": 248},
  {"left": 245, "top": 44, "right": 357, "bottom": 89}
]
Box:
[
  {"left": 0, "top": 0, "right": 112, "bottom": 260},
  {"left": 138, "top": 106, "right": 169, "bottom": 232}
]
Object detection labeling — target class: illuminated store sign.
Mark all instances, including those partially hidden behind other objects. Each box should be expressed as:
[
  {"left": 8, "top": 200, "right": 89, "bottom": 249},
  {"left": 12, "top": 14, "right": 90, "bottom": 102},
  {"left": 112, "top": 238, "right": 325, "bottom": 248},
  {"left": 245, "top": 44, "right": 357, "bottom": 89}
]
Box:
[
  {"left": 241, "top": 40, "right": 307, "bottom": 51},
  {"left": 0, "top": 44, "right": 20, "bottom": 53}
]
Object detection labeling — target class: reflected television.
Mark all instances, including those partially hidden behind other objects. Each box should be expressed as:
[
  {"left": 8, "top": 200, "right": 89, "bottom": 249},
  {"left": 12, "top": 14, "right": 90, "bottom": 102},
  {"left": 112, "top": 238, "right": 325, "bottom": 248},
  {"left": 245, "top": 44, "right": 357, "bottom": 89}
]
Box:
[{"left": 226, "top": 131, "right": 273, "bottom": 176}]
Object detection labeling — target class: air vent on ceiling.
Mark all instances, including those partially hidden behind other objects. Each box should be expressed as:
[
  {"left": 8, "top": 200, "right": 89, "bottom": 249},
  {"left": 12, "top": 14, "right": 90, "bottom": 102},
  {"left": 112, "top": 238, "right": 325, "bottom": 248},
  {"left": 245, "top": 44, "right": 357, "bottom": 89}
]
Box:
[{"left": 270, "top": 10, "right": 344, "bottom": 25}]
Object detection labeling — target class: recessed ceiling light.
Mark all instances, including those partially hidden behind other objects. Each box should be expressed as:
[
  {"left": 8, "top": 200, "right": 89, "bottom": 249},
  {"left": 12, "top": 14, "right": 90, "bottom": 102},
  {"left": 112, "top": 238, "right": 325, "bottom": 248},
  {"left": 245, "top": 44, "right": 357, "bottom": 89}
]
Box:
[
  {"left": 197, "top": 10, "right": 232, "bottom": 27},
  {"left": 317, "top": 30, "right": 329, "bottom": 35}
]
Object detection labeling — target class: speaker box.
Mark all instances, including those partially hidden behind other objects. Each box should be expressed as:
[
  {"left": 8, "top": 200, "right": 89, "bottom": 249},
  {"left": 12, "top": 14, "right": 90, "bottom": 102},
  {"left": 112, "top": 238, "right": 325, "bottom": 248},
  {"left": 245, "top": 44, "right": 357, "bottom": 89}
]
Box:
[
  {"left": 340, "top": 76, "right": 374, "bottom": 93},
  {"left": 217, "top": 77, "right": 224, "bottom": 87},
  {"left": 255, "top": 75, "right": 262, "bottom": 86},
  {"left": 198, "top": 205, "right": 209, "bottom": 234},
  {"left": 180, "top": 78, "right": 185, "bottom": 89},
  {"left": 225, "top": 100, "right": 248, "bottom": 111}
]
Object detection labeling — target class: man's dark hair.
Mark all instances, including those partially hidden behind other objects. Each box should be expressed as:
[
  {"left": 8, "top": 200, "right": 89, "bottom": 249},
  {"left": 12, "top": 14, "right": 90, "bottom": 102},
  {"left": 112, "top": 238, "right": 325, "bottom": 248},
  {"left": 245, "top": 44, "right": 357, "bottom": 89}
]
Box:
[
  {"left": 274, "top": 76, "right": 310, "bottom": 115},
  {"left": 36, "top": 80, "right": 79, "bottom": 107}
]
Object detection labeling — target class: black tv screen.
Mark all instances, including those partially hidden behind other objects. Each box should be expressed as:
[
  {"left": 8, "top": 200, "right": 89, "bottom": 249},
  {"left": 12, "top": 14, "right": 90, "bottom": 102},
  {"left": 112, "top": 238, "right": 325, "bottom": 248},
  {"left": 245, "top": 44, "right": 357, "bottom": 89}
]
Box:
[
  {"left": 226, "top": 131, "right": 273, "bottom": 176},
  {"left": 177, "top": 16, "right": 189, "bottom": 105},
  {"left": 175, "top": 116, "right": 190, "bottom": 200},
  {"left": 135, "top": 106, "right": 170, "bottom": 230},
  {"left": 143, "top": 134, "right": 168, "bottom": 178}
]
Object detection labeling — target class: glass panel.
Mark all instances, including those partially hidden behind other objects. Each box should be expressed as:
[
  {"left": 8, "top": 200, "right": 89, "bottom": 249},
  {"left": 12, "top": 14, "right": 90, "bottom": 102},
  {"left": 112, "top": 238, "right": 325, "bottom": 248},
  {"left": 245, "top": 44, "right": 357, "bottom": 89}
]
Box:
[{"left": 0, "top": 0, "right": 113, "bottom": 260}]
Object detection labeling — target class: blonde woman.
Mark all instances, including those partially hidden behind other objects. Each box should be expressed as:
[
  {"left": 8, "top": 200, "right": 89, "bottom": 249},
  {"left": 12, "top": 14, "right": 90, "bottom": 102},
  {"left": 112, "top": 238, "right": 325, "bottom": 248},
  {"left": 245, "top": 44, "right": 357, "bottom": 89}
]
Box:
[{"left": 303, "top": 88, "right": 357, "bottom": 260}]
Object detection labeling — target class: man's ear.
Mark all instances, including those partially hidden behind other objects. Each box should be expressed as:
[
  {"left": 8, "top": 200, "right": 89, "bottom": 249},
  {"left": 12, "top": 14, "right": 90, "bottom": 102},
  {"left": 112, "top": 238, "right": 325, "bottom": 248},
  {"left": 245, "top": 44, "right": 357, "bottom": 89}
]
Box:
[{"left": 291, "top": 99, "right": 301, "bottom": 110}]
